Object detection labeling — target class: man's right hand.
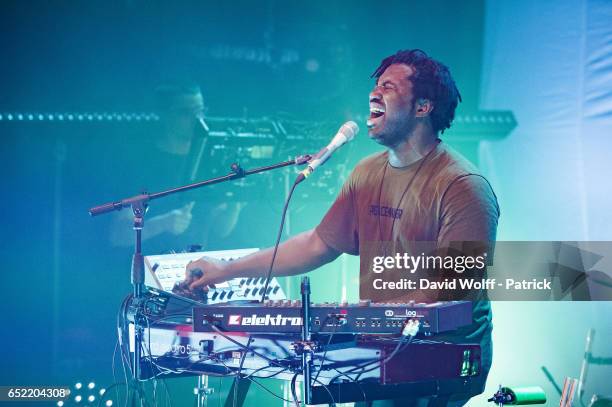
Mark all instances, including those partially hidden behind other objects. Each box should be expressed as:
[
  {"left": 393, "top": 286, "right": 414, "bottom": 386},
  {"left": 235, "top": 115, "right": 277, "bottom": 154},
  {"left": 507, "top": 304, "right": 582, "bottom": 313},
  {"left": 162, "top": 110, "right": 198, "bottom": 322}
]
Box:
[
  {"left": 182, "top": 229, "right": 340, "bottom": 293},
  {"left": 185, "top": 256, "right": 228, "bottom": 290}
]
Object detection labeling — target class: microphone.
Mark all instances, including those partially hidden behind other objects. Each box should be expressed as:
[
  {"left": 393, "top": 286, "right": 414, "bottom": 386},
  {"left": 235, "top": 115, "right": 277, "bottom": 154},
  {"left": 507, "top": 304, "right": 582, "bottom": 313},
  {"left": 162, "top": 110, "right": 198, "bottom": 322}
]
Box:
[{"left": 295, "top": 121, "right": 359, "bottom": 184}]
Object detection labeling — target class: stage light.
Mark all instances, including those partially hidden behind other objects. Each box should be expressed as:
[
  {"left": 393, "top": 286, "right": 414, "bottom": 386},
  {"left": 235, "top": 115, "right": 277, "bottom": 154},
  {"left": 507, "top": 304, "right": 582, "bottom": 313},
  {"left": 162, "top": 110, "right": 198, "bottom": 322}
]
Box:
[
  {"left": 99, "top": 389, "right": 106, "bottom": 396},
  {"left": 88, "top": 382, "right": 95, "bottom": 389},
  {"left": 105, "top": 400, "right": 113, "bottom": 407},
  {"left": 88, "top": 395, "right": 95, "bottom": 402},
  {"left": 57, "top": 402, "right": 64, "bottom": 407},
  {"left": 75, "top": 382, "right": 83, "bottom": 390},
  {"left": 75, "top": 395, "right": 82, "bottom": 403}
]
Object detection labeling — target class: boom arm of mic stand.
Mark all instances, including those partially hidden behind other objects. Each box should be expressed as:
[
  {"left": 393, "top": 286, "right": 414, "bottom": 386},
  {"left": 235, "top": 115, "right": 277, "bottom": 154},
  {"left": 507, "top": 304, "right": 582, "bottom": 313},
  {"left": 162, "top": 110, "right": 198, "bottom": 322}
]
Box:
[{"left": 88, "top": 155, "right": 312, "bottom": 216}]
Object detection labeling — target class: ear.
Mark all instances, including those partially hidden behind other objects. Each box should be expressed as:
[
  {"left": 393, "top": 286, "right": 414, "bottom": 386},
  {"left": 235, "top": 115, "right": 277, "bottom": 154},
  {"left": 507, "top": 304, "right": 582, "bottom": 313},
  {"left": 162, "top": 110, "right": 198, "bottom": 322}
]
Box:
[{"left": 415, "top": 98, "right": 434, "bottom": 117}]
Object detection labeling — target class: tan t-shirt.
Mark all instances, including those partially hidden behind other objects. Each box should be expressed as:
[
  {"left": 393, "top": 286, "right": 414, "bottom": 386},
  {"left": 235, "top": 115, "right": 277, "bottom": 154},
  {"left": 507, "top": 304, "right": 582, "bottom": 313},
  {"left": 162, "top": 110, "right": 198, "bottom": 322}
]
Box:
[{"left": 315, "top": 141, "right": 499, "bottom": 349}]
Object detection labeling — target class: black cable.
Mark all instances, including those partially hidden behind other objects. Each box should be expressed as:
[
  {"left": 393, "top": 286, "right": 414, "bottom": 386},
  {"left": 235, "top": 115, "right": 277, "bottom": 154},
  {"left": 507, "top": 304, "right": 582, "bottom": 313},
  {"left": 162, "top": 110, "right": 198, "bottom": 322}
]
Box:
[
  {"left": 327, "top": 367, "right": 367, "bottom": 403},
  {"left": 140, "top": 333, "right": 280, "bottom": 379},
  {"left": 290, "top": 372, "right": 301, "bottom": 407},
  {"left": 260, "top": 178, "right": 300, "bottom": 302},
  {"left": 117, "top": 296, "right": 131, "bottom": 373},
  {"left": 311, "top": 376, "right": 338, "bottom": 406},
  {"left": 232, "top": 336, "right": 252, "bottom": 407},
  {"left": 354, "top": 336, "right": 414, "bottom": 380},
  {"left": 206, "top": 321, "right": 285, "bottom": 367},
  {"left": 142, "top": 308, "right": 199, "bottom": 389},
  {"left": 348, "top": 336, "right": 407, "bottom": 373},
  {"left": 313, "top": 316, "right": 339, "bottom": 383},
  {"left": 248, "top": 367, "right": 289, "bottom": 379},
  {"left": 316, "top": 353, "right": 368, "bottom": 403},
  {"left": 236, "top": 362, "right": 288, "bottom": 380}
]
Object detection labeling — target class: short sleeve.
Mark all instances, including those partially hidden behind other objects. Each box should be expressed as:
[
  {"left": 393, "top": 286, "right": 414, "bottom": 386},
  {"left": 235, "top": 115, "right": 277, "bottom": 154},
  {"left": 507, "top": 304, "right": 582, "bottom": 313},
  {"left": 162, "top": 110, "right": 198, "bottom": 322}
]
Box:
[
  {"left": 438, "top": 174, "right": 500, "bottom": 244},
  {"left": 315, "top": 173, "right": 360, "bottom": 255}
]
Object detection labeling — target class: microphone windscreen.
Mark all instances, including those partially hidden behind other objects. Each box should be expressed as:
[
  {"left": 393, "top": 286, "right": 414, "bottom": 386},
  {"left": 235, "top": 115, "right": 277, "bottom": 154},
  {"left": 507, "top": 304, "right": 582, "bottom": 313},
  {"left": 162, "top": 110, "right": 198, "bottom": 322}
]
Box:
[{"left": 341, "top": 121, "right": 360, "bottom": 141}]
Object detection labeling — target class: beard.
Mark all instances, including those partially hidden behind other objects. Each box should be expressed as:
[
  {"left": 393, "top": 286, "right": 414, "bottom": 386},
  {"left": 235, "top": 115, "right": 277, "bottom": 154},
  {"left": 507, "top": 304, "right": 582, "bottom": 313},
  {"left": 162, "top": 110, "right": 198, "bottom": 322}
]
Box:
[{"left": 368, "top": 114, "right": 417, "bottom": 148}]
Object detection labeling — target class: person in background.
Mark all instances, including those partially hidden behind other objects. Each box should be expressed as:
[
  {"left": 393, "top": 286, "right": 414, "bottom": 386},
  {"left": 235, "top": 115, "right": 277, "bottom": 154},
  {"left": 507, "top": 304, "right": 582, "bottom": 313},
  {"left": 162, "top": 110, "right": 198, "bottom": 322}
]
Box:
[{"left": 109, "top": 82, "right": 242, "bottom": 253}]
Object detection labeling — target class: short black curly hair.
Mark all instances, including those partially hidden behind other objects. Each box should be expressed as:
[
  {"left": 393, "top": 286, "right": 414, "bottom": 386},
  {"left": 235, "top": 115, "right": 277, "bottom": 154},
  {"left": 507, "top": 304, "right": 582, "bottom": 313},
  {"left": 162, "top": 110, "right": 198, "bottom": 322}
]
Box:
[{"left": 371, "top": 49, "right": 462, "bottom": 134}]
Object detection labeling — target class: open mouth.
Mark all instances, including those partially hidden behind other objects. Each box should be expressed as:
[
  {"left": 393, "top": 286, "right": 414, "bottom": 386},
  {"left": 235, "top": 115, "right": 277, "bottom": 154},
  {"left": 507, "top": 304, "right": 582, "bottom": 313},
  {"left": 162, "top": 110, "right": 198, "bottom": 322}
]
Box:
[{"left": 367, "top": 104, "right": 385, "bottom": 128}]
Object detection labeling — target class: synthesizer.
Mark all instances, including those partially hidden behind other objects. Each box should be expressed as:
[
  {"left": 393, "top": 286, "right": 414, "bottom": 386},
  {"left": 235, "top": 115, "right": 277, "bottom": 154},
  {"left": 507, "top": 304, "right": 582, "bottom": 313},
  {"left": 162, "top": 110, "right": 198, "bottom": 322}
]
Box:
[
  {"left": 130, "top": 322, "right": 481, "bottom": 403},
  {"left": 125, "top": 290, "right": 481, "bottom": 404},
  {"left": 192, "top": 300, "right": 472, "bottom": 335},
  {"left": 143, "top": 248, "right": 287, "bottom": 304}
]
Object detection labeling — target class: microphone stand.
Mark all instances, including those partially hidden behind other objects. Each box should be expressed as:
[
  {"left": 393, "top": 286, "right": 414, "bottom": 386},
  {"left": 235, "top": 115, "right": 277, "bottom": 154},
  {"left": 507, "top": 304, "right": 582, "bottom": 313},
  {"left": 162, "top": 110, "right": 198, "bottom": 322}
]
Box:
[
  {"left": 301, "top": 276, "right": 312, "bottom": 405},
  {"left": 88, "top": 155, "right": 311, "bottom": 404}
]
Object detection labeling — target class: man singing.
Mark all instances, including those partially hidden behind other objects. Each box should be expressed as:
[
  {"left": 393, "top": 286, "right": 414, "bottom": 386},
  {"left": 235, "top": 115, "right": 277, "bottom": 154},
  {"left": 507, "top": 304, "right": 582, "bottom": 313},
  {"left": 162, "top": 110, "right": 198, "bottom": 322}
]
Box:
[{"left": 185, "top": 49, "right": 499, "bottom": 406}]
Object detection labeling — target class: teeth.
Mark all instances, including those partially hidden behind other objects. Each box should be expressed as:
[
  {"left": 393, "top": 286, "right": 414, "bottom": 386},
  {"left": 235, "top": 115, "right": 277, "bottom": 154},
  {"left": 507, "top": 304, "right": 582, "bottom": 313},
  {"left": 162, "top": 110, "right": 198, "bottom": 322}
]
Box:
[{"left": 370, "top": 106, "right": 385, "bottom": 114}]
